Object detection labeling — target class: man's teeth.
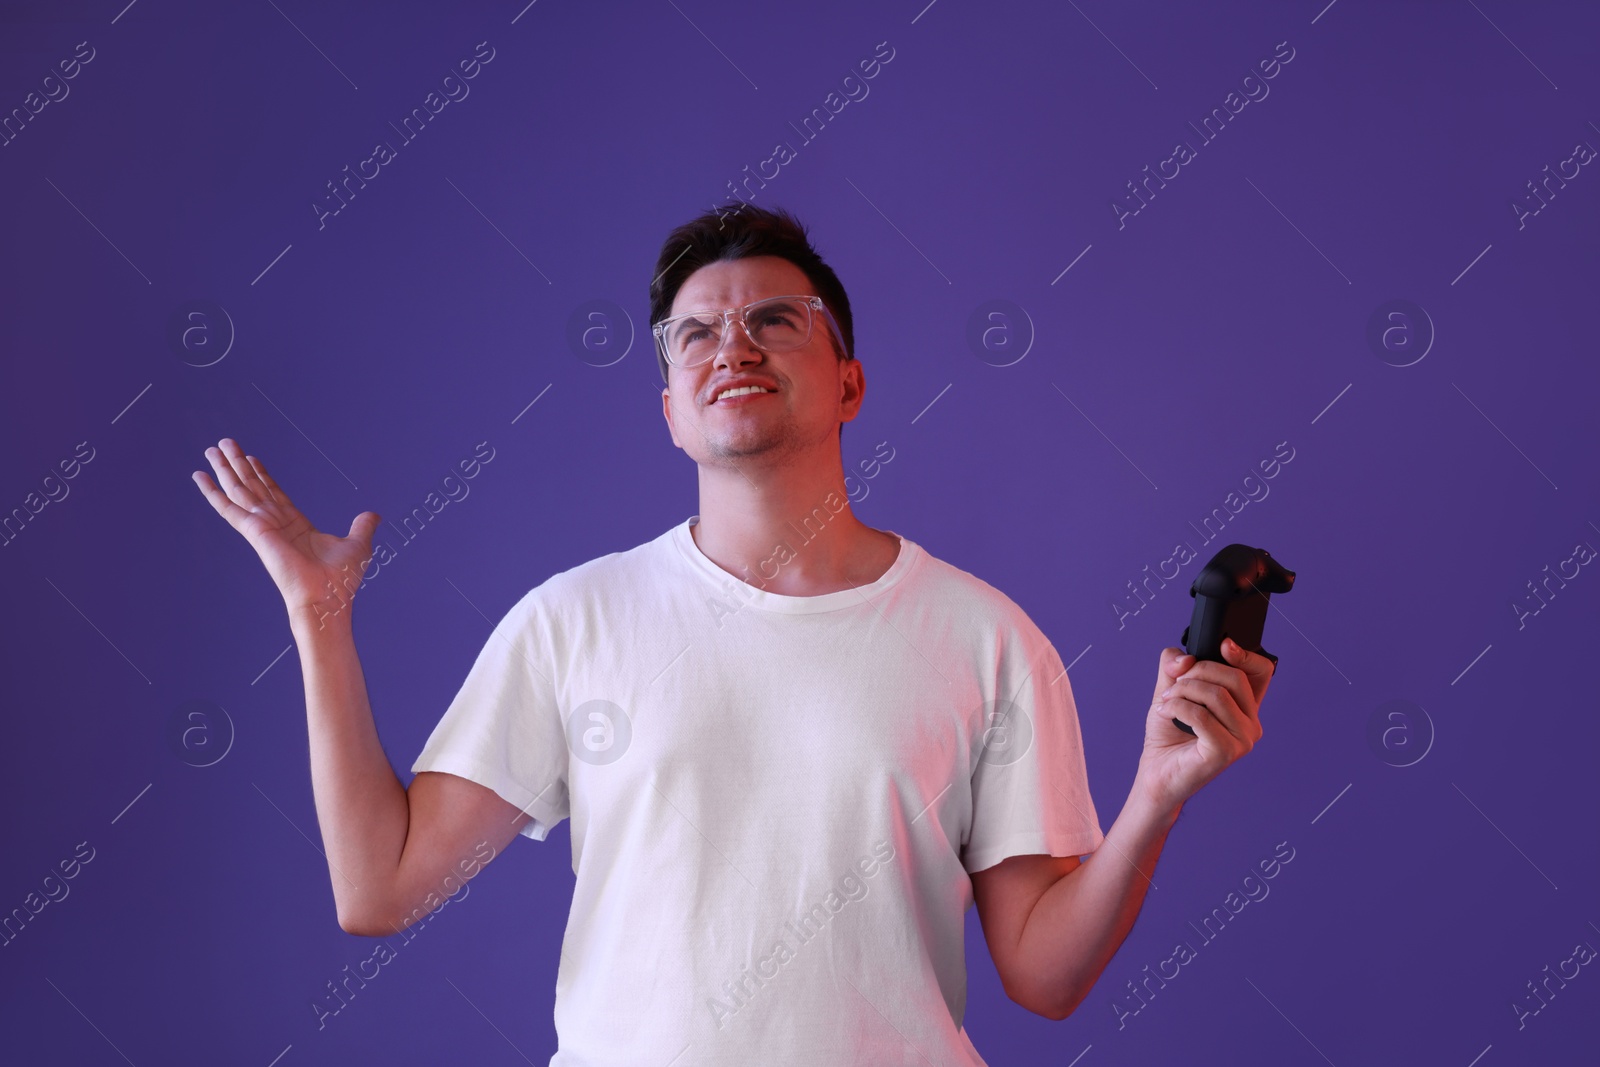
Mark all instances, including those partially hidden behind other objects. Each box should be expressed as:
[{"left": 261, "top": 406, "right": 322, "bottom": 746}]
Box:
[{"left": 717, "top": 386, "right": 770, "bottom": 401}]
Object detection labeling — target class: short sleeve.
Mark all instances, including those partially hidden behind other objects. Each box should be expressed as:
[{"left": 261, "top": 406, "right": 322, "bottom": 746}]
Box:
[
  {"left": 961, "top": 639, "right": 1104, "bottom": 874},
  {"left": 410, "top": 591, "right": 570, "bottom": 842}
]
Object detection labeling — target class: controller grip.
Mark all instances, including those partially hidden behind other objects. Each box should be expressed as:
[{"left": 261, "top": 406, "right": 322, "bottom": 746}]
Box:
[{"left": 1170, "top": 544, "right": 1294, "bottom": 736}]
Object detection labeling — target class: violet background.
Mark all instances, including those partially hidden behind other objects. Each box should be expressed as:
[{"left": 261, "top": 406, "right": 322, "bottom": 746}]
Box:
[{"left": 2, "top": 1, "right": 1596, "bottom": 1063}]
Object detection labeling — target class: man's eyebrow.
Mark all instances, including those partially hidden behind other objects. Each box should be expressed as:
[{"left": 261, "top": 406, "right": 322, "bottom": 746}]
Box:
[{"left": 668, "top": 308, "right": 718, "bottom": 325}]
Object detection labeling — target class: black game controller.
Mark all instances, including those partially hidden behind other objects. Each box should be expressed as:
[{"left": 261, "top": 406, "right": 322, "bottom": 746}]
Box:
[{"left": 1171, "top": 544, "right": 1296, "bottom": 736}]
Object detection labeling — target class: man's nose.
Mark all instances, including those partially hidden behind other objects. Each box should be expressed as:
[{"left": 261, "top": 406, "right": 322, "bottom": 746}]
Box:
[{"left": 713, "top": 317, "right": 764, "bottom": 368}]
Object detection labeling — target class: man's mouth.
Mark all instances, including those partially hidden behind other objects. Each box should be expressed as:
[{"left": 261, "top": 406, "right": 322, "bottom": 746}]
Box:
[{"left": 714, "top": 385, "right": 774, "bottom": 403}]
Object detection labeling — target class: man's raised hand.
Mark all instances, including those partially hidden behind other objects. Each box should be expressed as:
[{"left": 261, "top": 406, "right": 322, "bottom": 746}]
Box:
[{"left": 191, "top": 438, "right": 381, "bottom": 625}]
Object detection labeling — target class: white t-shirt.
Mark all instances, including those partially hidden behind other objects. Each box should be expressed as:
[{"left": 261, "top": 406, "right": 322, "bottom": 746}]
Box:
[{"left": 411, "top": 515, "right": 1104, "bottom": 1065}]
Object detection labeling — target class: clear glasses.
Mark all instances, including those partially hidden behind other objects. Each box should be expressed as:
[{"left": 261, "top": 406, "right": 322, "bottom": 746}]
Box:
[{"left": 652, "top": 294, "right": 846, "bottom": 369}]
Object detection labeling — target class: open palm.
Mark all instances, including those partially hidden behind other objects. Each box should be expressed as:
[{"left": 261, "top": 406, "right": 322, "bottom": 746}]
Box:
[{"left": 192, "top": 438, "right": 381, "bottom": 617}]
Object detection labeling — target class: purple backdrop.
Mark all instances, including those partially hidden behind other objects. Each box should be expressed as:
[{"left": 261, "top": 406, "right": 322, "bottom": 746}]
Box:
[{"left": 2, "top": 0, "right": 1596, "bottom": 1063}]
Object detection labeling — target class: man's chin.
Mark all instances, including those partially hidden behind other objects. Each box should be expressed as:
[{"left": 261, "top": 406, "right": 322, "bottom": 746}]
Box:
[{"left": 700, "top": 431, "right": 790, "bottom": 463}]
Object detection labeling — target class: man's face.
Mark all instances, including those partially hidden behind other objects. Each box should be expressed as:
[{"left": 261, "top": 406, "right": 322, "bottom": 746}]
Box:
[{"left": 660, "top": 255, "right": 863, "bottom": 466}]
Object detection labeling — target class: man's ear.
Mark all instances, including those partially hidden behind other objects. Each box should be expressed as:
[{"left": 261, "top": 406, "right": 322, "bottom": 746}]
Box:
[
  {"left": 661, "top": 387, "right": 684, "bottom": 450},
  {"left": 838, "top": 358, "right": 866, "bottom": 423}
]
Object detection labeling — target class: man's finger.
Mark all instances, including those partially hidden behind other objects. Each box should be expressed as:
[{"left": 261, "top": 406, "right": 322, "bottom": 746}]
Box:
[
  {"left": 220, "top": 438, "right": 272, "bottom": 503},
  {"left": 247, "top": 454, "right": 291, "bottom": 508},
  {"left": 192, "top": 470, "right": 251, "bottom": 530},
  {"left": 1161, "top": 647, "right": 1193, "bottom": 680},
  {"left": 1180, "top": 649, "right": 1263, "bottom": 721},
  {"left": 1168, "top": 695, "right": 1231, "bottom": 751},
  {"left": 206, "top": 445, "right": 260, "bottom": 510},
  {"left": 1168, "top": 680, "right": 1251, "bottom": 744},
  {"left": 1222, "top": 638, "right": 1275, "bottom": 701}
]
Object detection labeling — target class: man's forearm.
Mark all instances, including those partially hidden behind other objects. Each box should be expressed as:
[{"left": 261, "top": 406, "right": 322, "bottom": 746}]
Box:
[
  {"left": 290, "top": 606, "right": 409, "bottom": 932},
  {"left": 1016, "top": 782, "right": 1183, "bottom": 1019}
]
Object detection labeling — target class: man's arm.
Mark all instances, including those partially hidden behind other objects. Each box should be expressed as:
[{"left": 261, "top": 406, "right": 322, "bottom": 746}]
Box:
[
  {"left": 973, "top": 640, "right": 1276, "bottom": 1018},
  {"left": 971, "top": 787, "right": 1181, "bottom": 1019},
  {"left": 193, "top": 439, "right": 529, "bottom": 936},
  {"left": 292, "top": 607, "right": 531, "bottom": 936}
]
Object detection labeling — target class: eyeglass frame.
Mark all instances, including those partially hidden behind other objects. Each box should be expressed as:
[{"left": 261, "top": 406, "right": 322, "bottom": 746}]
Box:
[{"left": 651, "top": 293, "right": 851, "bottom": 370}]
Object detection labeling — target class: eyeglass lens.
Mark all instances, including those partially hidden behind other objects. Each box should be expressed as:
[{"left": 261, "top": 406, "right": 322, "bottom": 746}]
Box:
[{"left": 663, "top": 297, "right": 813, "bottom": 367}]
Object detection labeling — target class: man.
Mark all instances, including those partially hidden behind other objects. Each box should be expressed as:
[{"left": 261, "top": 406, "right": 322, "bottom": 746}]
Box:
[{"left": 192, "top": 204, "right": 1273, "bottom": 1064}]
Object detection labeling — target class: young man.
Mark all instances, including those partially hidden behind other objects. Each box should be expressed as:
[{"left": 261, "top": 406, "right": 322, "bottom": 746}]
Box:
[{"left": 192, "top": 205, "right": 1274, "bottom": 1065}]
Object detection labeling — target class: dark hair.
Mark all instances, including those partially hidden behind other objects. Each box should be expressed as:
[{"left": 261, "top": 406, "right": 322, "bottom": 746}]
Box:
[{"left": 648, "top": 204, "right": 855, "bottom": 385}]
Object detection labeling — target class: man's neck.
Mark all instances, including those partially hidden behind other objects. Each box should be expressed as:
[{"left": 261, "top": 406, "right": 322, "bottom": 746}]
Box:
[{"left": 691, "top": 453, "right": 899, "bottom": 596}]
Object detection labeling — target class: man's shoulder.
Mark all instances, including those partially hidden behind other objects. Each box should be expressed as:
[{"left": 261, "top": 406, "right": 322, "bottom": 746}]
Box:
[
  {"left": 905, "top": 538, "right": 1051, "bottom": 648},
  {"left": 505, "top": 521, "right": 679, "bottom": 615}
]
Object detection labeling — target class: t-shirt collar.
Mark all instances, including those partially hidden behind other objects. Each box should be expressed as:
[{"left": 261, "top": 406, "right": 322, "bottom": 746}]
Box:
[{"left": 671, "top": 515, "right": 920, "bottom": 615}]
